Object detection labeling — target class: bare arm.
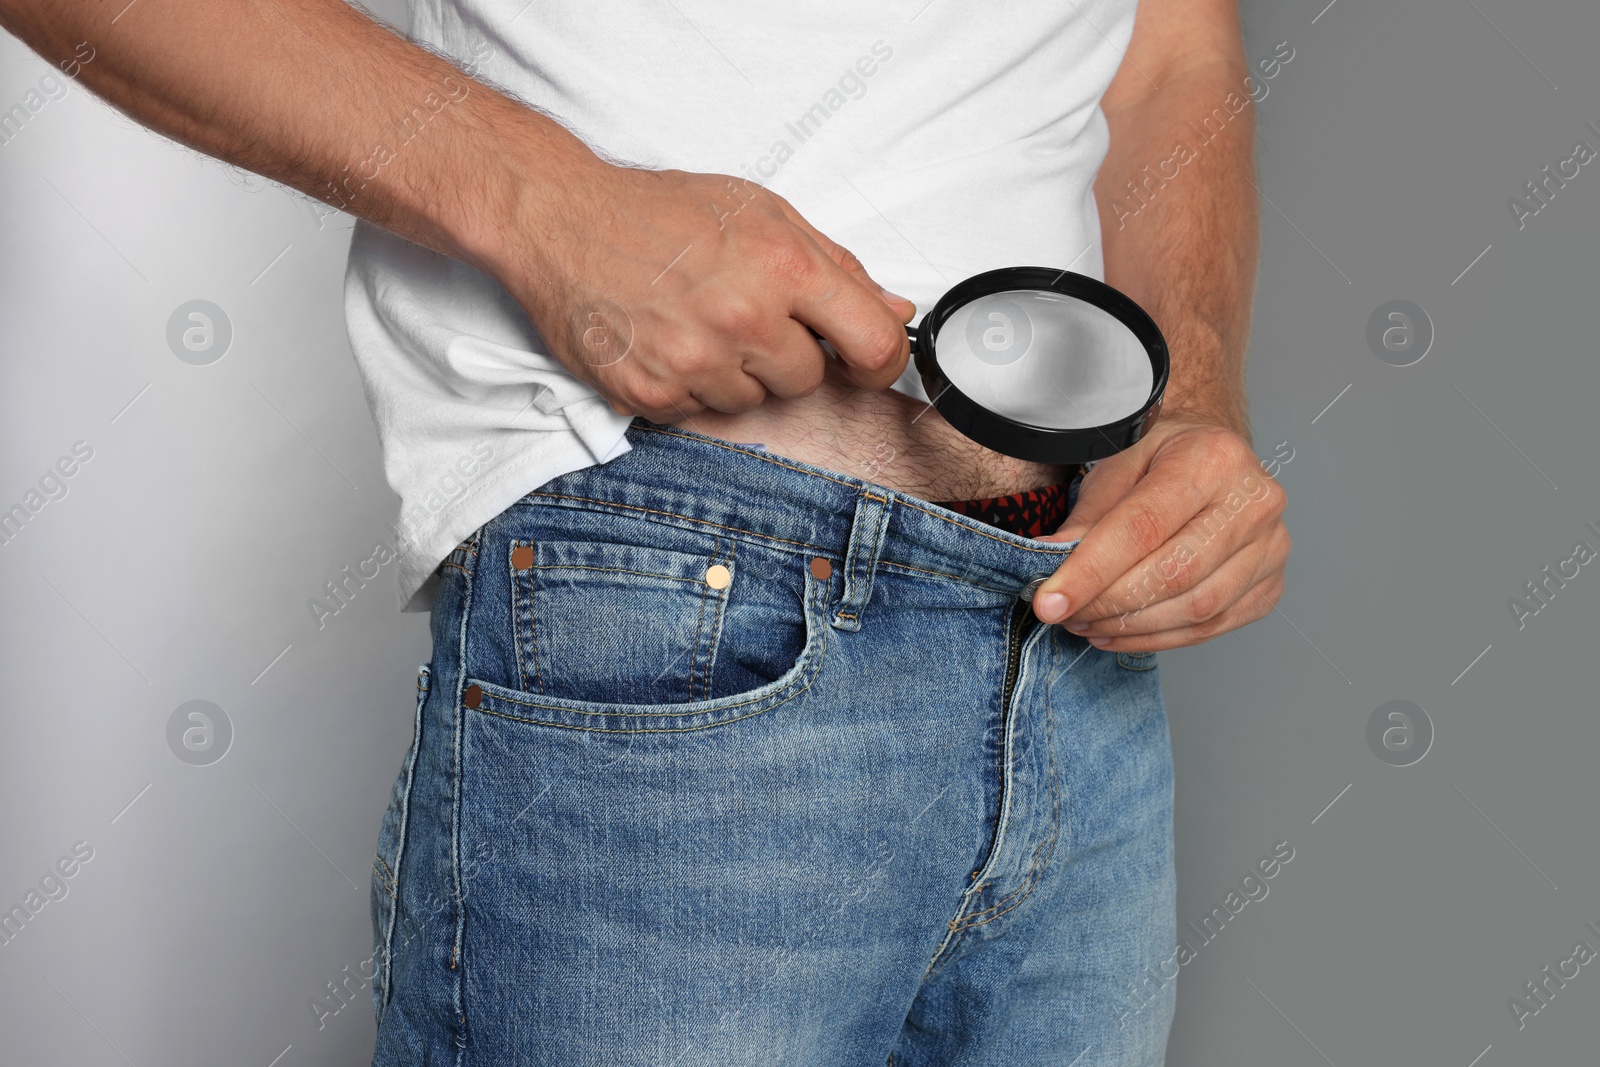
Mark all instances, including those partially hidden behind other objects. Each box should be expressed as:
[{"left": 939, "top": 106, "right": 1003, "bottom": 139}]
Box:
[
  {"left": 0, "top": 0, "right": 584, "bottom": 278},
  {"left": 0, "top": 0, "right": 912, "bottom": 416},
  {"left": 1093, "top": 0, "right": 1260, "bottom": 439},
  {"left": 1032, "top": 0, "right": 1291, "bottom": 650}
]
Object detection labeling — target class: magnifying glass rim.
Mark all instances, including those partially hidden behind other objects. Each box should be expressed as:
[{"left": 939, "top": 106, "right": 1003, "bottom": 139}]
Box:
[{"left": 911, "top": 266, "right": 1171, "bottom": 465}]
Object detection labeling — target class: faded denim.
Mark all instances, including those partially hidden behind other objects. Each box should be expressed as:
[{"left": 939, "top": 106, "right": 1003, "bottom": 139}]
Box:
[{"left": 371, "top": 420, "right": 1175, "bottom": 1066}]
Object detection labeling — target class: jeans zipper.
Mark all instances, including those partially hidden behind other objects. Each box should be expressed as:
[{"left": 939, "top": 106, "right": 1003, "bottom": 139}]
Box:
[
  {"left": 998, "top": 599, "right": 1038, "bottom": 725},
  {"left": 967, "top": 599, "right": 1038, "bottom": 886}
]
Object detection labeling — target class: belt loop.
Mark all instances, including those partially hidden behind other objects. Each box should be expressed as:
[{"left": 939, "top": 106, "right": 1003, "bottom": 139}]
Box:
[{"left": 830, "top": 490, "right": 893, "bottom": 632}]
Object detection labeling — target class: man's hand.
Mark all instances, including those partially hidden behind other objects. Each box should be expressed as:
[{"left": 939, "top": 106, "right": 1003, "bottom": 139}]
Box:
[
  {"left": 1030, "top": 416, "right": 1289, "bottom": 651},
  {"left": 1059, "top": 0, "right": 1275, "bottom": 652},
  {"left": 491, "top": 163, "right": 915, "bottom": 423}
]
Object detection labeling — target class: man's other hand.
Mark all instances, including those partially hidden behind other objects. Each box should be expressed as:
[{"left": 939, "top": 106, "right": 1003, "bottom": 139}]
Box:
[{"left": 1031, "top": 418, "right": 1290, "bottom": 651}]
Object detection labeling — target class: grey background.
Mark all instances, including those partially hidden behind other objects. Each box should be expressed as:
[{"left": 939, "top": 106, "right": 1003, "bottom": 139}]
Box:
[{"left": 1, "top": 0, "right": 1596, "bottom": 1063}]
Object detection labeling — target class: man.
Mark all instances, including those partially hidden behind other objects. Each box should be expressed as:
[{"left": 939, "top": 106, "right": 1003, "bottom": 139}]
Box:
[{"left": 2, "top": 0, "right": 1288, "bottom": 1062}]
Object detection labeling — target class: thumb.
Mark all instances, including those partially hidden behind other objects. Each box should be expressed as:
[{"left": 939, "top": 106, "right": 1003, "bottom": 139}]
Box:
[
  {"left": 777, "top": 201, "right": 916, "bottom": 321},
  {"left": 1039, "top": 457, "right": 1146, "bottom": 543},
  {"left": 831, "top": 243, "right": 916, "bottom": 322}
]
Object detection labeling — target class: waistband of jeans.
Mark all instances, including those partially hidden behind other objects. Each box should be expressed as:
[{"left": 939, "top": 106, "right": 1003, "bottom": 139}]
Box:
[{"left": 511, "top": 419, "right": 1076, "bottom": 599}]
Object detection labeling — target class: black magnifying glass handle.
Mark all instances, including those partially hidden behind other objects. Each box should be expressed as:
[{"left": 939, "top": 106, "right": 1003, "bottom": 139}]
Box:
[{"left": 805, "top": 323, "right": 919, "bottom": 352}]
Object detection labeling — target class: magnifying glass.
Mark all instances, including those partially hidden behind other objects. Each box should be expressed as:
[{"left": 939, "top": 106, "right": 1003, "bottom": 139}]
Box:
[{"left": 859, "top": 267, "right": 1170, "bottom": 465}]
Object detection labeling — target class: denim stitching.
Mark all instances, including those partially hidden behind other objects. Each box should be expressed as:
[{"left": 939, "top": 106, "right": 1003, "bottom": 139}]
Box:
[
  {"left": 522, "top": 492, "right": 825, "bottom": 552},
  {"left": 373, "top": 855, "right": 396, "bottom": 895},
  {"left": 464, "top": 573, "right": 829, "bottom": 733},
  {"left": 706, "top": 538, "right": 736, "bottom": 699},
  {"left": 696, "top": 539, "right": 735, "bottom": 701},
  {"left": 509, "top": 541, "right": 540, "bottom": 695},
  {"left": 467, "top": 677, "right": 819, "bottom": 734},
  {"left": 921, "top": 607, "right": 1033, "bottom": 980},
  {"left": 374, "top": 662, "right": 430, "bottom": 1021},
  {"left": 835, "top": 490, "right": 892, "bottom": 627},
  {"left": 470, "top": 629, "right": 821, "bottom": 718},
  {"left": 688, "top": 545, "right": 713, "bottom": 702},
  {"left": 950, "top": 631, "right": 1062, "bottom": 932},
  {"left": 449, "top": 530, "right": 479, "bottom": 1044},
  {"left": 875, "top": 559, "right": 1042, "bottom": 597},
  {"left": 527, "top": 563, "right": 715, "bottom": 583}
]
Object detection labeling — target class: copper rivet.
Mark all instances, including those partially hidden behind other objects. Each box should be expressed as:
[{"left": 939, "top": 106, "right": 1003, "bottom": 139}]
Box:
[
  {"left": 463, "top": 684, "right": 482, "bottom": 709},
  {"left": 705, "top": 564, "right": 732, "bottom": 589},
  {"left": 809, "top": 557, "right": 833, "bottom": 580},
  {"left": 511, "top": 545, "right": 534, "bottom": 571}
]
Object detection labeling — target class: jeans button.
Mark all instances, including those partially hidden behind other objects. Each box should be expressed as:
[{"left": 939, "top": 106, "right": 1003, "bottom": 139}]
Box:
[{"left": 1018, "top": 576, "right": 1048, "bottom": 601}]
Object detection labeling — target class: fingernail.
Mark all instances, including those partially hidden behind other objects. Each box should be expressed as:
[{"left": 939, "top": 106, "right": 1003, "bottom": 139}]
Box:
[
  {"left": 1088, "top": 636, "right": 1112, "bottom": 648},
  {"left": 1035, "top": 592, "right": 1069, "bottom": 623},
  {"left": 877, "top": 284, "right": 912, "bottom": 304}
]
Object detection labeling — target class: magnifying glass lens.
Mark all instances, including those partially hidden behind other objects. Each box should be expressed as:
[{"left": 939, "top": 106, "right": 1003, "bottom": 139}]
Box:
[{"left": 933, "top": 289, "right": 1154, "bottom": 431}]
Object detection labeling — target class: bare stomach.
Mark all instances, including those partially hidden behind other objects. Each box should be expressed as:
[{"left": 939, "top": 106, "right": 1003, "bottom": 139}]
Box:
[{"left": 666, "top": 359, "right": 1075, "bottom": 502}]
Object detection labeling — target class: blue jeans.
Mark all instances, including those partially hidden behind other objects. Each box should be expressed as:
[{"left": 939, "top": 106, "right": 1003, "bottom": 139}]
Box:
[{"left": 371, "top": 421, "right": 1176, "bottom": 1066}]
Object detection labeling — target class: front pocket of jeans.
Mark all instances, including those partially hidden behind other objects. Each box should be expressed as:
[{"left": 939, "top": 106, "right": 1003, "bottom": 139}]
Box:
[
  {"left": 470, "top": 552, "right": 829, "bottom": 733},
  {"left": 510, "top": 538, "right": 762, "bottom": 703}
]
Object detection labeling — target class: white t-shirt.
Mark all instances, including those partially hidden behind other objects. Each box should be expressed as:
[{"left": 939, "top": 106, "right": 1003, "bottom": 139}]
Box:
[{"left": 344, "top": 0, "right": 1137, "bottom": 612}]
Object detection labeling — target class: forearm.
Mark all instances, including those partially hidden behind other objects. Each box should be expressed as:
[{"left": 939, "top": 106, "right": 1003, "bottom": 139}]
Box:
[
  {"left": 0, "top": 0, "right": 598, "bottom": 277},
  {"left": 1094, "top": 59, "right": 1260, "bottom": 441}
]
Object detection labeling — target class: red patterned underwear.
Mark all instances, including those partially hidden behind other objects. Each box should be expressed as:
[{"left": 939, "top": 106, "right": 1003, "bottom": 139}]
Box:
[{"left": 932, "top": 481, "right": 1077, "bottom": 539}]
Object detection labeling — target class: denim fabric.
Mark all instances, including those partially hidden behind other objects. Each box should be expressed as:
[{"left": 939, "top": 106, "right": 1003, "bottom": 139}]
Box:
[{"left": 371, "top": 420, "right": 1175, "bottom": 1066}]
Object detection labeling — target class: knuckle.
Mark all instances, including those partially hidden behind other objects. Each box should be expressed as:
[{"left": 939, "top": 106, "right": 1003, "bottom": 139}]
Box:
[
  {"left": 761, "top": 237, "right": 819, "bottom": 286},
  {"left": 671, "top": 344, "right": 724, "bottom": 380},
  {"left": 763, "top": 357, "right": 825, "bottom": 400},
  {"left": 1191, "top": 611, "right": 1229, "bottom": 640},
  {"left": 853, "top": 321, "right": 906, "bottom": 371},
  {"left": 1206, "top": 446, "right": 1243, "bottom": 482},
  {"left": 667, "top": 351, "right": 709, "bottom": 381},
  {"left": 786, "top": 358, "right": 827, "bottom": 397},
  {"left": 1155, "top": 547, "right": 1198, "bottom": 593},
  {"left": 630, "top": 378, "right": 686, "bottom": 417},
  {"left": 1187, "top": 585, "right": 1221, "bottom": 624},
  {"left": 724, "top": 379, "right": 769, "bottom": 413},
  {"left": 706, "top": 293, "right": 764, "bottom": 337},
  {"left": 603, "top": 374, "right": 644, "bottom": 410},
  {"left": 1260, "top": 477, "right": 1288, "bottom": 515},
  {"left": 1194, "top": 433, "right": 1249, "bottom": 480},
  {"left": 1121, "top": 503, "right": 1169, "bottom": 555},
  {"left": 1081, "top": 591, "right": 1121, "bottom": 621},
  {"left": 1074, "top": 557, "right": 1117, "bottom": 597},
  {"left": 757, "top": 186, "right": 793, "bottom": 213},
  {"left": 1222, "top": 432, "right": 1255, "bottom": 463},
  {"left": 1272, "top": 523, "right": 1293, "bottom": 559},
  {"left": 1240, "top": 580, "right": 1280, "bottom": 622}
]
